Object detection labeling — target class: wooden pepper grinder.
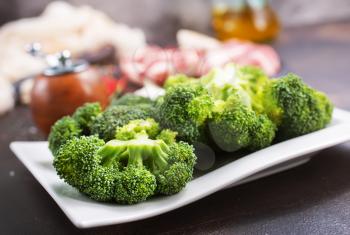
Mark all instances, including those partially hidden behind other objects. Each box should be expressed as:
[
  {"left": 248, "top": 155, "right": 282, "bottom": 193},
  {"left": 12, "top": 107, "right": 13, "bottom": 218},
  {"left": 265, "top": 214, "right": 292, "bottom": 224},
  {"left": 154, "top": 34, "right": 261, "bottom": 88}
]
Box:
[{"left": 27, "top": 43, "right": 109, "bottom": 135}]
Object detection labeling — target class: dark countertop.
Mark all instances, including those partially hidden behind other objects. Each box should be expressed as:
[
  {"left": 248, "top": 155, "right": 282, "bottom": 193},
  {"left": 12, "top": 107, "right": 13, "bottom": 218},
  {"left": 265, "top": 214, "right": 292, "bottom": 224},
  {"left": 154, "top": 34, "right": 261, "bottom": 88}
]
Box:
[{"left": 1, "top": 21, "right": 350, "bottom": 235}]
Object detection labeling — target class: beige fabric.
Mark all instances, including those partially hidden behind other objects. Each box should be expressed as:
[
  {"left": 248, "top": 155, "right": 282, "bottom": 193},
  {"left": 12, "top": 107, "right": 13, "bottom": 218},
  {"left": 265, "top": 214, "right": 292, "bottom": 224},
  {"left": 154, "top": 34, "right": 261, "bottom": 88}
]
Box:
[{"left": 0, "top": 1, "right": 146, "bottom": 82}]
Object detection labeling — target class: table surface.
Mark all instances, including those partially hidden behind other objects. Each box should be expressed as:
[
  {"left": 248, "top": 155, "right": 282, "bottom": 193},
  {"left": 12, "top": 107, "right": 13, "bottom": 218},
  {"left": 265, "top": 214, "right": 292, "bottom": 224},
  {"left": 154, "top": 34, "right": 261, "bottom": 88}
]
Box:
[{"left": 1, "top": 21, "right": 350, "bottom": 235}]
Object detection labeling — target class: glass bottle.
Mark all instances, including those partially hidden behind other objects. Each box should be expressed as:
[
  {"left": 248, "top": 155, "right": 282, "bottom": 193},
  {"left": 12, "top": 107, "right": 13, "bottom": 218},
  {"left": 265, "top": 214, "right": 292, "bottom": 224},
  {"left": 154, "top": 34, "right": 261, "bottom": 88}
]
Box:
[{"left": 212, "top": 0, "right": 280, "bottom": 42}]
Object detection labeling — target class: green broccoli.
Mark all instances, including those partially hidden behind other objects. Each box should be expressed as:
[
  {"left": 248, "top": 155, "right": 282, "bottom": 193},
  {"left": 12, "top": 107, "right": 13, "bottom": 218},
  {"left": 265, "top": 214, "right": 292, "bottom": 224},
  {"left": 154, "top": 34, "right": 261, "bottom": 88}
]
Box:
[
  {"left": 156, "top": 129, "right": 178, "bottom": 145},
  {"left": 109, "top": 93, "right": 154, "bottom": 107},
  {"left": 164, "top": 74, "right": 198, "bottom": 90},
  {"left": 196, "top": 64, "right": 276, "bottom": 152},
  {"left": 263, "top": 73, "right": 333, "bottom": 139},
  {"left": 91, "top": 105, "right": 155, "bottom": 141},
  {"left": 53, "top": 136, "right": 105, "bottom": 190},
  {"left": 201, "top": 64, "right": 269, "bottom": 112},
  {"left": 53, "top": 119, "right": 196, "bottom": 204},
  {"left": 72, "top": 102, "right": 102, "bottom": 135},
  {"left": 48, "top": 116, "right": 82, "bottom": 156},
  {"left": 157, "top": 85, "right": 214, "bottom": 143},
  {"left": 208, "top": 95, "right": 276, "bottom": 152},
  {"left": 235, "top": 66, "right": 270, "bottom": 113},
  {"left": 154, "top": 141, "right": 196, "bottom": 195},
  {"left": 115, "top": 118, "right": 160, "bottom": 140}
]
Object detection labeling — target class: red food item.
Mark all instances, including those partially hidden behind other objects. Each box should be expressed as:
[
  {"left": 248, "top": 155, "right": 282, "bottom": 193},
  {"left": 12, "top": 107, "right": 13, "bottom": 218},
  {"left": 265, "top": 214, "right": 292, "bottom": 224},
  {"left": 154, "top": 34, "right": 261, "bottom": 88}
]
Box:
[
  {"left": 120, "top": 40, "right": 280, "bottom": 86},
  {"left": 101, "top": 75, "right": 127, "bottom": 95},
  {"left": 201, "top": 40, "right": 280, "bottom": 76},
  {"left": 120, "top": 46, "right": 201, "bottom": 86}
]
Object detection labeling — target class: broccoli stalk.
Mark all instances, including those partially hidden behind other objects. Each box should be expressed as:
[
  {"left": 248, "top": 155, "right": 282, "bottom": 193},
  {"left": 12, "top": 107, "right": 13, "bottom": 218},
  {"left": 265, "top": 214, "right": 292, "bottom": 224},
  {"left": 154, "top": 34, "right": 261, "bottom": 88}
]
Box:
[{"left": 100, "top": 135, "right": 159, "bottom": 204}]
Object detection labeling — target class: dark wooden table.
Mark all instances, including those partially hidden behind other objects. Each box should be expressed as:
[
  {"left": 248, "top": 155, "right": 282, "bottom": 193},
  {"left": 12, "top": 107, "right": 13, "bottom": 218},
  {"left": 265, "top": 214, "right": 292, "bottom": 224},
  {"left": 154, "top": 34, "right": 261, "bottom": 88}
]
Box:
[{"left": 1, "top": 21, "right": 350, "bottom": 235}]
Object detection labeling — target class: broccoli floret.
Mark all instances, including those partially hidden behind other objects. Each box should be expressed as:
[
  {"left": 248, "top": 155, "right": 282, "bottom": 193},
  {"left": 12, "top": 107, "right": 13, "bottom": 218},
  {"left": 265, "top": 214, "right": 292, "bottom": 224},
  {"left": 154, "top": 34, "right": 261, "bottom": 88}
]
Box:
[
  {"left": 164, "top": 74, "right": 198, "bottom": 90},
  {"left": 113, "top": 166, "right": 156, "bottom": 204},
  {"left": 201, "top": 64, "right": 269, "bottom": 112},
  {"left": 153, "top": 141, "right": 195, "bottom": 195},
  {"left": 115, "top": 118, "right": 160, "bottom": 140},
  {"left": 53, "top": 136, "right": 105, "bottom": 190},
  {"left": 208, "top": 94, "right": 276, "bottom": 152},
  {"left": 157, "top": 85, "right": 214, "bottom": 143},
  {"left": 48, "top": 116, "right": 82, "bottom": 156},
  {"left": 110, "top": 93, "right": 154, "bottom": 107},
  {"left": 156, "top": 129, "right": 178, "bottom": 145},
  {"left": 248, "top": 114, "right": 276, "bottom": 151},
  {"left": 199, "top": 64, "right": 276, "bottom": 152},
  {"left": 99, "top": 122, "right": 196, "bottom": 201},
  {"left": 117, "top": 118, "right": 178, "bottom": 145},
  {"left": 91, "top": 105, "right": 155, "bottom": 141},
  {"left": 53, "top": 119, "right": 196, "bottom": 204},
  {"left": 235, "top": 66, "right": 270, "bottom": 113},
  {"left": 263, "top": 73, "right": 333, "bottom": 139},
  {"left": 82, "top": 164, "right": 119, "bottom": 202},
  {"left": 155, "top": 162, "right": 193, "bottom": 195},
  {"left": 209, "top": 100, "right": 253, "bottom": 152},
  {"left": 72, "top": 102, "right": 102, "bottom": 135}
]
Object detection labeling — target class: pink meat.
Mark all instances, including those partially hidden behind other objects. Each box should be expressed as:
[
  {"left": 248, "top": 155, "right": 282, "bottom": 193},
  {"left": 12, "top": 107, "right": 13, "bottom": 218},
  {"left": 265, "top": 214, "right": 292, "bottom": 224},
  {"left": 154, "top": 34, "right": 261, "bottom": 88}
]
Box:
[{"left": 120, "top": 41, "right": 280, "bottom": 85}]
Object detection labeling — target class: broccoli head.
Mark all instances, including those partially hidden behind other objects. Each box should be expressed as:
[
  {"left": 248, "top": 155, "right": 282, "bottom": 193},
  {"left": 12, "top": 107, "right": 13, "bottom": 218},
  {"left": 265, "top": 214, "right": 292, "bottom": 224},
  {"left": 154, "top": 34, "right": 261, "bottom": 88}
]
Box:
[
  {"left": 109, "top": 93, "right": 154, "bottom": 107},
  {"left": 156, "top": 129, "right": 178, "bottom": 145},
  {"left": 53, "top": 136, "right": 105, "bottom": 190},
  {"left": 48, "top": 116, "right": 82, "bottom": 156},
  {"left": 157, "top": 85, "right": 214, "bottom": 143},
  {"left": 115, "top": 118, "right": 160, "bottom": 140},
  {"left": 53, "top": 118, "right": 196, "bottom": 204},
  {"left": 72, "top": 102, "right": 102, "bottom": 135},
  {"left": 164, "top": 74, "right": 198, "bottom": 90},
  {"left": 263, "top": 73, "right": 333, "bottom": 139},
  {"left": 98, "top": 118, "right": 196, "bottom": 201},
  {"left": 200, "top": 64, "right": 269, "bottom": 113},
  {"left": 208, "top": 94, "right": 276, "bottom": 152},
  {"left": 154, "top": 141, "right": 196, "bottom": 195},
  {"left": 91, "top": 105, "right": 155, "bottom": 141}
]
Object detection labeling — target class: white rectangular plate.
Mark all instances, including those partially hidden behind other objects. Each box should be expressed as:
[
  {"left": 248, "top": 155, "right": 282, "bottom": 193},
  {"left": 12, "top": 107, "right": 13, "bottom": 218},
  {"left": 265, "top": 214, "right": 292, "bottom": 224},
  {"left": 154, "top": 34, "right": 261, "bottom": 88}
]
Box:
[{"left": 10, "top": 108, "right": 350, "bottom": 228}]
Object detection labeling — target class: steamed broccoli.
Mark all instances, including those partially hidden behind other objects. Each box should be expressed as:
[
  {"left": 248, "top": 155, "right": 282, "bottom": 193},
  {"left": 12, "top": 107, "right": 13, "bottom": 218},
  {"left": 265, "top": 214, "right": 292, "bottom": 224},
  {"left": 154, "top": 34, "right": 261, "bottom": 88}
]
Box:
[
  {"left": 156, "top": 129, "right": 178, "bottom": 144},
  {"left": 72, "top": 102, "right": 102, "bottom": 135},
  {"left": 48, "top": 102, "right": 103, "bottom": 156},
  {"left": 48, "top": 116, "right": 82, "bottom": 156},
  {"left": 91, "top": 105, "right": 155, "bottom": 141},
  {"left": 50, "top": 63, "right": 334, "bottom": 205},
  {"left": 115, "top": 118, "right": 160, "bottom": 140},
  {"left": 164, "top": 74, "right": 198, "bottom": 90},
  {"left": 109, "top": 93, "right": 154, "bottom": 107},
  {"left": 263, "top": 73, "right": 333, "bottom": 139},
  {"left": 53, "top": 118, "right": 196, "bottom": 204},
  {"left": 208, "top": 94, "right": 276, "bottom": 152},
  {"left": 157, "top": 85, "right": 214, "bottom": 143},
  {"left": 53, "top": 136, "right": 105, "bottom": 190},
  {"left": 201, "top": 64, "right": 269, "bottom": 112},
  {"left": 195, "top": 64, "right": 275, "bottom": 152}
]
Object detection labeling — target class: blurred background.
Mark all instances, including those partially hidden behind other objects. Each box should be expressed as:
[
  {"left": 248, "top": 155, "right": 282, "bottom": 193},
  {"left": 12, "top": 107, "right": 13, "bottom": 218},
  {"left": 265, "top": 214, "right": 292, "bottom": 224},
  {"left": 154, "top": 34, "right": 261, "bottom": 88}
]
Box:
[
  {"left": 1, "top": 0, "right": 350, "bottom": 43},
  {"left": 0, "top": 0, "right": 350, "bottom": 133}
]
